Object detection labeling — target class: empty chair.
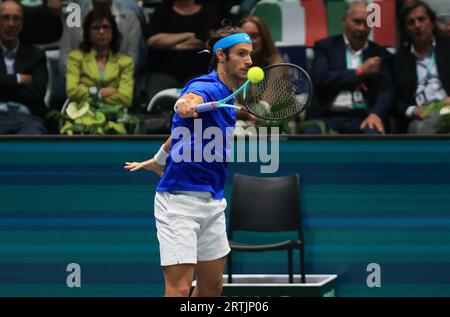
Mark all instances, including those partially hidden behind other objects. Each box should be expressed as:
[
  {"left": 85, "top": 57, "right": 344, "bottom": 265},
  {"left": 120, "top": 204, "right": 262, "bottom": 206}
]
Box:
[{"left": 227, "top": 173, "right": 306, "bottom": 284}]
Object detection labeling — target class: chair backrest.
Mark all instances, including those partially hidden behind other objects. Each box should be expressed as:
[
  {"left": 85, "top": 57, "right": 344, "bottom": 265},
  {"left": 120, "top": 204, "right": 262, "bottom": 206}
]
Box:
[
  {"left": 147, "top": 88, "right": 181, "bottom": 113},
  {"left": 229, "top": 174, "right": 301, "bottom": 235},
  {"left": 301, "top": 0, "right": 328, "bottom": 47},
  {"left": 252, "top": 0, "right": 282, "bottom": 42},
  {"left": 253, "top": 0, "right": 306, "bottom": 45},
  {"left": 326, "top": 0, "right": 347, "bottom": 36}
]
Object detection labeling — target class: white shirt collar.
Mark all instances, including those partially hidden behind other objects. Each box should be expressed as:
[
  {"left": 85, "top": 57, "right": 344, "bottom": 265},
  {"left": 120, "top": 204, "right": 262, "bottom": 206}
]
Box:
[
  {"left": 411, "top": 37, "right": 436, "bottom": 57},
  {"left": 0, "top": 40, "right": 19, "bottom": 57},
  {"left": 343, "top": 34, "right": 369, "bottom": 55}
]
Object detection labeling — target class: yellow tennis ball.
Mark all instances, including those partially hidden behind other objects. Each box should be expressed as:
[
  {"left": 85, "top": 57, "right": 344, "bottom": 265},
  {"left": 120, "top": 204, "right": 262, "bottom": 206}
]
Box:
[{"left": 247, "top": 66, "right": 264, "bottom": 83}]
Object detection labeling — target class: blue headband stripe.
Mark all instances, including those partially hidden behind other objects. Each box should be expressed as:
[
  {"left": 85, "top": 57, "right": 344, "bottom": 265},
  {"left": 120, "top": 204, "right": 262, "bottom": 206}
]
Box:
[{"left": 213, "top": 33, "right": 252, "bottom": 54}]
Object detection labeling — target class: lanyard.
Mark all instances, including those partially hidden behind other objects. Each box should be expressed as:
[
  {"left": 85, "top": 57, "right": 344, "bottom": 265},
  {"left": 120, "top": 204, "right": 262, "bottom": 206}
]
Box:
[{"left": 425, "top": 50, "right": 436, "bottom": 80}]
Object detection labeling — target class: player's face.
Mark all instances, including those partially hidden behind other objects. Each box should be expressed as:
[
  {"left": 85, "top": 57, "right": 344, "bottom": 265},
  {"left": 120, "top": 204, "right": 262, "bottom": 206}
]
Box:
[
  {"left": 224, "top": 43, "right": 253, "bottom": 82},
  {"left": 405, "top": 6, "right": 434, "bottom": 45}
]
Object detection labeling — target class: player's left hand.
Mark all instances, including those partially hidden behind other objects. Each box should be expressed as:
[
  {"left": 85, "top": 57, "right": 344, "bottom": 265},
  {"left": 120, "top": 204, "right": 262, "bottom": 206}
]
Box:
[{"left": 124, "top": 159, "right": 164, "bottom": 177}]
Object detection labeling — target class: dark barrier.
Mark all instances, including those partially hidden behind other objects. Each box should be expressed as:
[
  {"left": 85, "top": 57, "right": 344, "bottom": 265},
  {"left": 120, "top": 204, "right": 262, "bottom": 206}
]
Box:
[{"left": 1, "top": 135, "right": 450, "bottom": 296}]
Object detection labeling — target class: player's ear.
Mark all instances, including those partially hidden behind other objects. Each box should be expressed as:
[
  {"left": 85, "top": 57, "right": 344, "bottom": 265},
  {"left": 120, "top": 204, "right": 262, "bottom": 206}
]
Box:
[{"left": 217, "top": 49, "right": 225, "bottom": 63}]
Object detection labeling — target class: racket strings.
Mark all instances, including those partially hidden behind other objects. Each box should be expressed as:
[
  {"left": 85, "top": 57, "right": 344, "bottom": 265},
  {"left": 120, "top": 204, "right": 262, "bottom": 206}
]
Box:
[{"left": 246, "top": 65, "right": 311, "bottom": 120}]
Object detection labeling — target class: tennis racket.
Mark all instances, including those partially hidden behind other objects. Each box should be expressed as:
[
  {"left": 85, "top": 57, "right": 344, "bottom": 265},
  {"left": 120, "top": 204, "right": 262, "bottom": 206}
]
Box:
[{"left": 176, "top": 63, "right": 312, "bottom": 120}]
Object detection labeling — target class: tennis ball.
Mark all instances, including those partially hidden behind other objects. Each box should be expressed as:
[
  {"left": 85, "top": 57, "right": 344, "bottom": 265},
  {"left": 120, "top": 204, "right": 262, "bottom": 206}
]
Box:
[{"left": 247, "top": 66, "right": 264, "bottom": 83}]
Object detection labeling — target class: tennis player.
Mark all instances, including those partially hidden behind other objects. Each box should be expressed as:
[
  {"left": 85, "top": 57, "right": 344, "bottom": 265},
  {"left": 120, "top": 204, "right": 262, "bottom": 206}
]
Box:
[{"left": 124, "top": 26, "right": 253, "bottom": 297}]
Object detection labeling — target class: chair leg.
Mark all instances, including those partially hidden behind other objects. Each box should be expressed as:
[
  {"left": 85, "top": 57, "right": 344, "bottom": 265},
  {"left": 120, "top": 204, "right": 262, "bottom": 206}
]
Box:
[
  {"left": 227, "top": 251, "right": 233, "bottom": 284},
  {"left": 288, "top": 248, "right": 293, "bottom": 283},
  {"left": 300, "top": 246, "right": 306, "bottom": 283}
]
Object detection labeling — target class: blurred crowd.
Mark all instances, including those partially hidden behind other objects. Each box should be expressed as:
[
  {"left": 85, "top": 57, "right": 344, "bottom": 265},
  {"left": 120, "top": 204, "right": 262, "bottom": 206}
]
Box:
[{"left": 0, "top": 0, "right": 449, "bottom": 135}]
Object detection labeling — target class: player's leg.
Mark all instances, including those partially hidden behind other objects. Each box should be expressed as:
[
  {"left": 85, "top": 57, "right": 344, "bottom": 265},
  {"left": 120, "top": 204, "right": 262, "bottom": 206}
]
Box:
[
  {"left": 163, "top": 264, "right": 195, "bottom": 297},
  {"left": 191, "top": 256, "right": 227, "bottom": 297},
  {"left": 154, "top": 192, "right": 200, "bottom": 296},
  {"left": 193, "top": 198, "right": 230, "bottom": 297}
]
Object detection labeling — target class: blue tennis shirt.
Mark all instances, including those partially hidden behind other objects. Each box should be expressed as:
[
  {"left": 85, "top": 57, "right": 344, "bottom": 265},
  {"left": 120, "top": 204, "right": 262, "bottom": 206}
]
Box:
[{"left": 156, "top": 71, "right": 237, "bottom": 199}]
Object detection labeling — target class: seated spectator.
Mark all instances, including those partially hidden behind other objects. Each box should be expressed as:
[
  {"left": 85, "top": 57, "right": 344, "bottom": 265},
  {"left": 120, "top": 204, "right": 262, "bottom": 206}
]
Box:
[
  {"left": 66, "top": 10, "right": 134, "bottom": 108},
  {"left": 238, "top": 14, "right": 284, "bottom": 126},
  {"left": 2, "top": 0, "right": 63, "bottom": 45},
  {"left": 19, "top": 0, "right": 63, "bottom": 45},
  {"left": 143, "top": 0, "right": 230, "bottom": 103},
  {"left": 59, "top": 0, "right": 141, "bottom": 74},
  {"left": 304, "top": 0, "right": 393, "bottom": 135},
  {"left": 394, "top": 1, "right": 450, "bottom": 134},
  {"left": 436, "top": 13, "right": 450, "bottom": 37},
  {"left": 0, "top": 0, "right": 48, "bottom": 134},
  {"left": 239, "top": 15, "right": 283, "bottom": 68}
]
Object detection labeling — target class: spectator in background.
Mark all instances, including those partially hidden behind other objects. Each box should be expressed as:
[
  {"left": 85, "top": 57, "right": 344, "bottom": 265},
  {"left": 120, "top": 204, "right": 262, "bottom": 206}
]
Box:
[
  {"left": 66, "top": 10, "right": 134, "bottom": 108},
  {"left": 59, "top": 0, "right": 141, "bottom": 74},
  {"left": 423, "top": 0, "right": 450, "bottom": 37},
  {"left": 0, "top": 0, "right": 48, "bottom": 134},
  {"left": 239, "top": 15, "right": 283, "bottom": 68},
  {"left": 237, "top": 14, "right": 283, "bottom": 126},
  {"left": 20, "top": 0, "right": 63, "bottom": 45},
  {"left": 304, "top": 0, "right": 393, "bottom": 134},
  {"left": 393, "top": 1, "right": 450, "bottom": 134},
  {"left": 1, "top": 0, "right": 63, "bottom": 45},
  {"left": 436, "top": 13, "right": 450, "bottom": 37},
  {"left": 143, "top": 0, "right": 230, "bottom": 103}
]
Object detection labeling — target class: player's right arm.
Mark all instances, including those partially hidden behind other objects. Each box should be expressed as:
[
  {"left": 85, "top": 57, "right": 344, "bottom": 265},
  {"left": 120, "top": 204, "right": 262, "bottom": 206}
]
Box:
[
  {"left": 175, "top": 93, "right": 204, "bottom": 118},
  {"left": 124, "top": 138, "right": 171, "bottom": 177}
]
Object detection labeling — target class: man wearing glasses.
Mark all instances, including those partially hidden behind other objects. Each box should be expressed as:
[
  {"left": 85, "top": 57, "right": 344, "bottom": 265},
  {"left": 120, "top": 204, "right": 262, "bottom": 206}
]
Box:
[{"left": 0, "top": 0, "right": 48, "bottom": 134}]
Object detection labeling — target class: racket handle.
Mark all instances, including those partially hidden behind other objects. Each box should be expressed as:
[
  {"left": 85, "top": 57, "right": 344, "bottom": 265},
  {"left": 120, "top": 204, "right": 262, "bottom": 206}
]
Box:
[{"left": 196, "top": 102, "right": 217, "bottom": 113}]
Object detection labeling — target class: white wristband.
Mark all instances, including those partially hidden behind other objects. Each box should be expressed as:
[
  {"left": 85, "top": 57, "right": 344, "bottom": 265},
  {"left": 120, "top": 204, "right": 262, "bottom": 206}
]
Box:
[{"left": 154, "top": 144, "right": 169, "bottom": 166}]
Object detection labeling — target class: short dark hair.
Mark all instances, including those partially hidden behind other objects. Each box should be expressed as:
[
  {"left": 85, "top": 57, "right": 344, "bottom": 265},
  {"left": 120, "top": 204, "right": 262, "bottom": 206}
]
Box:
[
  {"left": 206, "top": 24, "right": 246, "bottom": 69},
  {"left": 79, "top": 10, "right": 121, "bottom": 53},
  {"left": 398, "top": 0, "right": 436, "bottom": 44}
]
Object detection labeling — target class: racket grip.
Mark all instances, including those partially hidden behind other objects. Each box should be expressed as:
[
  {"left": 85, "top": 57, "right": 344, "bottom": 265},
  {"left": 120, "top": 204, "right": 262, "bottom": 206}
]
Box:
[{"left": 196, "top": 102, "right": 217, "bottom": 113}]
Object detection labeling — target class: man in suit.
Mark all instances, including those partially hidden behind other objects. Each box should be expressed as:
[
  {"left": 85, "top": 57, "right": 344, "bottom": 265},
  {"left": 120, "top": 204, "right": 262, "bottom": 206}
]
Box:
[
  {"left": 394, "top": 1, "right": 450, "bottom": 134},
  {"left": 304, "top": 0, "right": 393, "bottom": 134},
  {"left": 0, "top": 0, "right": 48, "bottom": 134}
]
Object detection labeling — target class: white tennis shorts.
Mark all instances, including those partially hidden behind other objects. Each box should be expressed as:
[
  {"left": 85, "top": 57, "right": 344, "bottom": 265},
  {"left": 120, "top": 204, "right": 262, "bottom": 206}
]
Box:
[{"left": 154, "top": 191, "right": 230, "bottom": 266}]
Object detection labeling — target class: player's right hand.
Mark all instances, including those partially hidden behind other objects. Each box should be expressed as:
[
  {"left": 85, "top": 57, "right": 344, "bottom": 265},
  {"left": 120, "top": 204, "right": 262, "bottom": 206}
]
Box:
[
  {"left": 124, "top": 159, "right": 164, "bottom": 177},
  {"left": 174, "top": 98, "right": 198, "bottom": 118}
]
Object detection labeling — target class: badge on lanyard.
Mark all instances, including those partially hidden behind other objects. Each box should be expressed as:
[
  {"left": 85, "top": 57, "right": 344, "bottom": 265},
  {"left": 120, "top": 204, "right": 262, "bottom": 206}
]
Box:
[
  {"left": 352, "top": 90, "right": 367, "bottom": 109},
  {"left": 346, "top": 47, "right": 367, "bottom": 110},
  {"left": 415, "top": 50, "right": 436, "bottom": 106},
  {"left": 415, "top": 92, "right": 428, "bottom": 106}
]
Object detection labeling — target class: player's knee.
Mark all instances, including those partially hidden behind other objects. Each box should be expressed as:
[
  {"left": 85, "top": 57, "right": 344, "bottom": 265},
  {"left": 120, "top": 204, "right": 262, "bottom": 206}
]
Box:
[
  {"left": 165, "top": 283, "right": 192, "bottom": 297},
  {"left": 164, "top": 281, "right": 191, "bottom": 297}
]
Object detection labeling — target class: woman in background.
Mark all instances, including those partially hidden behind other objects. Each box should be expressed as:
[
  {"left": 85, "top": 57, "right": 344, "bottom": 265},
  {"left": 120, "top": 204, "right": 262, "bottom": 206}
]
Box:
[
  {"left": 237, "top": 15, "right": 284, "bottom": 126},
  {"left": 239, "top": 15, "right": 283, "bottom": 68},
  {"left": 66, "top": 10, "right": 134, "bottom": 108}
]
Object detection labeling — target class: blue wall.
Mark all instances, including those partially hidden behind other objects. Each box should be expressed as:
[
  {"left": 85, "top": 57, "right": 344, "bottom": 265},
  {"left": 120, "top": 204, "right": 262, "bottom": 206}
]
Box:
[{"left": 1, "top": 136, "right": 450, "bottom": 296}]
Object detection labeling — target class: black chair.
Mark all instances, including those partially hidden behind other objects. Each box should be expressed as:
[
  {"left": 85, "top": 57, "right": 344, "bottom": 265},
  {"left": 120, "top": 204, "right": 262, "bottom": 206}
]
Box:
[{"left": 227, "top": 173, "right": 306, "bottom": 284}]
